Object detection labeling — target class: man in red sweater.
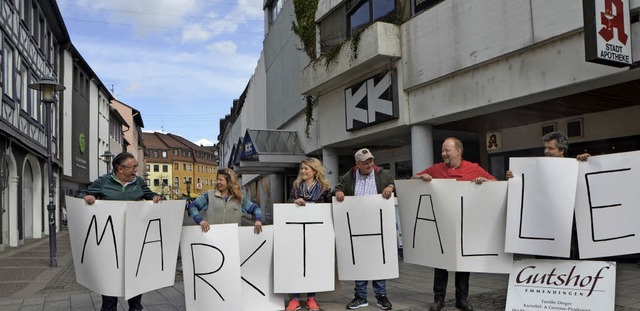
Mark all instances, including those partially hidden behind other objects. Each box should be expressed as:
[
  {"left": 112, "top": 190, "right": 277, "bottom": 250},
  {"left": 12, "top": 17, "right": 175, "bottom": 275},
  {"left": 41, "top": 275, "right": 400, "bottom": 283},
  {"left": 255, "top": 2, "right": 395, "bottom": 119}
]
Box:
[{"left": 412, "top": 137, "right": 496, "bottom": 311}]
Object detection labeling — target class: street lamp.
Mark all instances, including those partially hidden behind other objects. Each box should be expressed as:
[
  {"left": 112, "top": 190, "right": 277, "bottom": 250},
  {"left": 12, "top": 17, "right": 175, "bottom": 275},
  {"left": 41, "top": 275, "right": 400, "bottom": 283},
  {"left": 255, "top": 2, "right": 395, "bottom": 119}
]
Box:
[
  {"left": 101, "top": 150, "right": 114, "bottom": 173},
  {"left": 29, "top": 76, "right": 66, "bottom": 268}
]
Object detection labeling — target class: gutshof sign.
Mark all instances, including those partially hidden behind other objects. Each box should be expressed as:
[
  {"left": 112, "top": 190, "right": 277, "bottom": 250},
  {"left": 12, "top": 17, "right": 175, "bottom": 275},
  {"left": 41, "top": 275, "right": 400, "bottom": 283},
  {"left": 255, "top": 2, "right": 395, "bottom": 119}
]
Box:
[
  {"left": 344, "top": 70, "right": 399, "bottom": 131},
  {"left": 506, "top": 259, "right": 616, "bottom": 311},
  {"left": 583, "top": 0, "right": 633, "bottom": 67}
]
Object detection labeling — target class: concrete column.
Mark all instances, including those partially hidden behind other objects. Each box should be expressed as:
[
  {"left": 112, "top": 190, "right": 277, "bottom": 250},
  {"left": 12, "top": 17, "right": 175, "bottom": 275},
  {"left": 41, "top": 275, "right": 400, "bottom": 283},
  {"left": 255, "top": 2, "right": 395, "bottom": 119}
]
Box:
[
  {"left": 322, "top": 148, "right": 339, "bottom": 189},
  {"left": 9, "top": 176, "right": 18, "bottom": 247},
  {"left": 411, "top": 124, "right": 434, "bottom": 174}
]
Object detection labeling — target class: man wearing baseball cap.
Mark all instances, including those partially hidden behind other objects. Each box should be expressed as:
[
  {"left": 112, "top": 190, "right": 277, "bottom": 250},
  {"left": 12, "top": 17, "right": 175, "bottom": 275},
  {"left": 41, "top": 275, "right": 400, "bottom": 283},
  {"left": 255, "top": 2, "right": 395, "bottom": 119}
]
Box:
[{"left": 334, "top": 148, "right": 395, "bottom": 310}]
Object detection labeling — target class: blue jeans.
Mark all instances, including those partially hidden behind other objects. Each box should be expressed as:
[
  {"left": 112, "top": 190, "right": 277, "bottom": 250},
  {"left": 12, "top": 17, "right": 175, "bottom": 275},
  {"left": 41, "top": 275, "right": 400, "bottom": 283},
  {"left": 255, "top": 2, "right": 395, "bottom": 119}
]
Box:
[
  {"left": 354, "top": 280, "right": 386, "bottom": 298},
  {"left": 291, "top": 292, "right": 316, "bottom": 300}
]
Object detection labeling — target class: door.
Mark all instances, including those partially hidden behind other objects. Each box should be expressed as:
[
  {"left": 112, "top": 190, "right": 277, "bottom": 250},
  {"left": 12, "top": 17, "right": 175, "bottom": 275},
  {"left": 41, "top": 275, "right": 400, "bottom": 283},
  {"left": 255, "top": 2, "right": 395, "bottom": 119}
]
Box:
[{"left": 22, "top": 162, "right": 33, "bottom": 239}]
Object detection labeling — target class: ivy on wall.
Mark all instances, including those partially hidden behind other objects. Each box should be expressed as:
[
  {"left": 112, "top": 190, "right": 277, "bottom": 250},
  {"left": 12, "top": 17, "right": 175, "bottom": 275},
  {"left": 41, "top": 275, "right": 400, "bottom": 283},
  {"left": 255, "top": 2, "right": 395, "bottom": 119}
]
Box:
[{"left": 292, "top": 0, "right": 319, "bottom": 61}]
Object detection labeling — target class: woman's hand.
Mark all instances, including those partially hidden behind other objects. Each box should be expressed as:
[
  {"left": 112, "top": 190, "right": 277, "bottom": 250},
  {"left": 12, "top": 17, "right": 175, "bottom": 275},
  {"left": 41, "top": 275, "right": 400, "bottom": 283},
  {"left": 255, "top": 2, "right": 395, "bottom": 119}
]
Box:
[
  {"left": 294, "top": 198, "right": 306, "bottom": 206},
  {"left": 254, "top": 221, "right": 263, "bottom": 234},
  {"left": 200, "top": 220, "right": 211, "bottom": 233}
]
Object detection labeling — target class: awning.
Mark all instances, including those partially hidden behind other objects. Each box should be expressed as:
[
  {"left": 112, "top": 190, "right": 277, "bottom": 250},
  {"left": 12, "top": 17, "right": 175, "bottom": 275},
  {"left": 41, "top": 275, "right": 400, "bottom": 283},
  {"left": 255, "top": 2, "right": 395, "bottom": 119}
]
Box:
[{"left": 229, "top": 129, "right": 306, "bottom": 174}]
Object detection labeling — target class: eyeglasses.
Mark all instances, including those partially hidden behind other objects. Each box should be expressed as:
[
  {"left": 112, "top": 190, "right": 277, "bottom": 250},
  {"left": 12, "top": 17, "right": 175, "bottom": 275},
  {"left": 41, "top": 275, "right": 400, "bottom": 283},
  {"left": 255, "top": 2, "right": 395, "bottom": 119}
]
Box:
[{"left": 121, "top": 164, "right": 139, "bottom": 169}]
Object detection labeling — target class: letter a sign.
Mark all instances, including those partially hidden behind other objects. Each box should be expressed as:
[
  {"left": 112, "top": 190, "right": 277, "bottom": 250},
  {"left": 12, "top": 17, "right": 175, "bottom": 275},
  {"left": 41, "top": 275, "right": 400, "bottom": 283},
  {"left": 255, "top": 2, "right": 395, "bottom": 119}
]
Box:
[{"left": 583, "top": 0, "right": 633, "bottom": 67}]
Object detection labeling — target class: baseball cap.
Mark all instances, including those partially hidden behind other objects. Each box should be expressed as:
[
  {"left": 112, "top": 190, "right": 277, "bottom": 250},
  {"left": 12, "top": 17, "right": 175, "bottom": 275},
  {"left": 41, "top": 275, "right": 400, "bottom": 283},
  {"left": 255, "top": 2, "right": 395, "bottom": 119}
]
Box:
[{"left": 355, "top": 148, "right": 375, "bottom": 162}]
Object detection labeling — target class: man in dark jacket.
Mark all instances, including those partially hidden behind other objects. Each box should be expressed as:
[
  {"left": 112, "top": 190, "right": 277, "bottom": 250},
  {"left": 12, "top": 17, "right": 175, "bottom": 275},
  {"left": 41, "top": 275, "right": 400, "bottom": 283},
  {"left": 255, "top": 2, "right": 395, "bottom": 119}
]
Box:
[
  {"left": 78, "top": 152, "right": 161, "bottom": 311},
  {"left": 334, "top": 148, "right": 395, "bottom": 310}
]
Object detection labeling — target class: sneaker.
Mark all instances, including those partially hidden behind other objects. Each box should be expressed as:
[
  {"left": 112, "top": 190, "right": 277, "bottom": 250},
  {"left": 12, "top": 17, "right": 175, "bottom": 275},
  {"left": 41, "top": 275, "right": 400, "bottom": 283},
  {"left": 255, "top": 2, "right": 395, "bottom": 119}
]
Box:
[
  {"left": 306, "top": 297, "right": 320, "bottom": 311},
  {"left": 346, "top": 295, "right": 368, "bottom": 309},
  {"left": 376, "top": 295, "right": 392, "bottom": 310},
  {"left": 286, "top": 299, "right": 301, "bottom": 311},
  {"left": 429, "top": 300, "right": 445, "bottom": 311},
  {"left": 455, "top": 300, "right": 475, "bottom": 311}
]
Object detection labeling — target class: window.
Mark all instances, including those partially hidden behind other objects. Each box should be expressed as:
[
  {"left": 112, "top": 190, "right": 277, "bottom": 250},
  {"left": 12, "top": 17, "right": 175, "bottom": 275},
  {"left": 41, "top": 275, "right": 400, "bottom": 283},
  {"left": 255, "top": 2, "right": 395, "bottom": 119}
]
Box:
[
  {"left": 174, "top": 163, "right": 179, "bottom": 170},
  {"left": 146, "top": 164, "right": 150, "bottom": 172},
  {"left": 153, "top": 179, "right": 160, "bottom": 186},
  {"left": 188, "top": 164, "right": 192, "bottom": 171},
  {"left": 162, "top": 151, "right": 167, "bottom": 158},
  {"left": 153, "top": 164, "right": 159, "bottom": 172},
  {"left": 153, "top": 150, "right": 159, "bottom": 157},
  {"left": 3, "top": 45, "right": 14, "bottom": 99},
  {"left": 173, "top": 149, "right": 179, "bottom": 156},
  {"left": 348, "top": 0, "right": 395, "bottom": 36},
  {"left": 162, "top": 179, "right": 168, "bottom": 186},
  {"left": 413, "top": 0, "right": 445, "bottom": 15},
  {"left": 183, "top": 177, "right": 187, "bottom": 183},
  {"left": 174, "top": 177, "right": 179, "bottom": 186},
  {"left": 183, "top": 163, "right": 187, "bottom": 170},
  {"left": 162, "top": 165, "right": 168, "bottom": 172},
  {"left": 268, "top": 0, "right": 284, "bottom": 25}
]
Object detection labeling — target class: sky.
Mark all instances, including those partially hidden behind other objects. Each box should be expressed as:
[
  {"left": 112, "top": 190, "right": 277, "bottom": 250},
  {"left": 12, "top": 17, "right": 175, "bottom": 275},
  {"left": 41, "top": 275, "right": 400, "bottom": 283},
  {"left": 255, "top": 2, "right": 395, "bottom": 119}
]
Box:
[{"left": 56, "top": 0, "right": 265, "bottom": 146}]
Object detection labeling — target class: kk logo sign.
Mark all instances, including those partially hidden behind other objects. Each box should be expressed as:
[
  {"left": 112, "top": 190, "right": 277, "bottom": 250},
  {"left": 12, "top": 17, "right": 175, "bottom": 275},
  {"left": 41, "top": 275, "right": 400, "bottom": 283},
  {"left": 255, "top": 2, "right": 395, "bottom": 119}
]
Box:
[
  {"left": 344, "top": 70, "right": 399, "bottom": 131},
  {"left": 583, "top": 0, "right": 633, "bottom": 67}
]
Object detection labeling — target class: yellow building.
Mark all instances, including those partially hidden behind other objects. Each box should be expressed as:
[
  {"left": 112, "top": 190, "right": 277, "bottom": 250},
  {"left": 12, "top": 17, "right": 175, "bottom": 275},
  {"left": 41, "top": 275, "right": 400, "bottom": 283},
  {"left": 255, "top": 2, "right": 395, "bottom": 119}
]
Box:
[{"left": 142, "top": 132, "right": 217, "bottom": 199}]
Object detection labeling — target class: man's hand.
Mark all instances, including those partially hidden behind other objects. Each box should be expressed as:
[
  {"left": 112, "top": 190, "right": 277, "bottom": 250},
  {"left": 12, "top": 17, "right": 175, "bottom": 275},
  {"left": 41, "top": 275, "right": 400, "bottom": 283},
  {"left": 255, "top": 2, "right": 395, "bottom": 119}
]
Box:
[
  {"left": 577, "top": 153, "right": 591, "bottom": 162},
  {"left": 254, "top": 221, "right": 262, "bottom": 234},
  {"left": 505, "top": 170, "right": 513, "bottom": 179},
  {"left": 152, "top": 195, "right": 162, "bottom": 203},
  {"left": 382, "top": 186, "right": 394, "bottom": 199},
  {"left": 294, "top": 198, "right": 306, "bottom": 206},
  {"left": 412, "top": 173, "right": 433, "bottom": 182},
  {"left": 84, "top": 195, "right": 96, "bottom": 205},
  {"left": 335, "top": 191, "right": 345, "bottom": 202},
  {"left": 471, "top": 177, "right": 489, "bottom": 184},
  {"left": 200, "top": 220, "right": 210, "bottom": 233}
]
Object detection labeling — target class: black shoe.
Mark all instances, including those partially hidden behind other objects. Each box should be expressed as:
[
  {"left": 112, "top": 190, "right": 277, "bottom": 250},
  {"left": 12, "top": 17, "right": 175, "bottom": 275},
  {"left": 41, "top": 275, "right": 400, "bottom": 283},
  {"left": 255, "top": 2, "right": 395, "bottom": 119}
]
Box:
[
  {"left": 455, "top": 300, "right": 475, "bottom": 311},
  {"left": 346, "top": 295, "right": 368, "bottom": 309},
  {"left": 376, "top": 295, "right": 392, "bottom": 310},
  {"left": 428, "top": 300, "right": 444, "bottom": 311}
]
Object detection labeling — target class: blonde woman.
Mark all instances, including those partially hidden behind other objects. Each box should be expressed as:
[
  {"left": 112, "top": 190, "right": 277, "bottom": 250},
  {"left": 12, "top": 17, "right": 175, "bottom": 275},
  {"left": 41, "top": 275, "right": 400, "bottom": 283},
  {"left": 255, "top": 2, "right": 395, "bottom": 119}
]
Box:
[
  {"left": 286, "top": 158, "right": 332, "bottom": 311},
  {"left": 187, "top": 168, "right": 262, "bottom": 234}
]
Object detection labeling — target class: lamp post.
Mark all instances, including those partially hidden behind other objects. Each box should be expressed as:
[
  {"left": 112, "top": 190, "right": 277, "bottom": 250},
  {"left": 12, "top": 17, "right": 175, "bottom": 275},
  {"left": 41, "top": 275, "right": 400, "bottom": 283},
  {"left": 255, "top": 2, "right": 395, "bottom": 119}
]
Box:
[
  {"left": 29, "top": 76, "right": 66, "bottom": 268},
  {"left": 101, "top": 150, "right": 114, "bottom": 174}
]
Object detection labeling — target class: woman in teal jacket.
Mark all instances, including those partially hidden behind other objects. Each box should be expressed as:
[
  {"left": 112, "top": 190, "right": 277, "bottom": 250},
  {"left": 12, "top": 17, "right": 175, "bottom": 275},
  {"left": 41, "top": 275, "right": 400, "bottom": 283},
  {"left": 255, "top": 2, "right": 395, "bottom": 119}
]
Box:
[
  {"left": 187, "top": 168, "right": 262, "bottom": 234},
  {"left": 78, "top": 152, "right": 161, "bottom": 311}
]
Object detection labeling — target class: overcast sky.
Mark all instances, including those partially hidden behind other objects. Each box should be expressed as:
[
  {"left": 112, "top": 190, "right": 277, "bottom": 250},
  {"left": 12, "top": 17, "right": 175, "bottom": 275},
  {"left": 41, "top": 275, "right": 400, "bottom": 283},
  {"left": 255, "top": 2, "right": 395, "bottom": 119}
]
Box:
[{"left": 57, "top": 0, "right": 265, "bottom": 146}]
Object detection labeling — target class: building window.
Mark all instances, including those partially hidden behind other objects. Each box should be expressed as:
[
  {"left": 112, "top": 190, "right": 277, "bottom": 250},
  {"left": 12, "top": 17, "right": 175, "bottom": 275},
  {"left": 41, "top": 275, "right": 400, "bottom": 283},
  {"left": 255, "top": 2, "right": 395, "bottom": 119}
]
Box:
[
  {"left": 268, "top": 0, "right": 284, "bottom": 25},
  {"left": 162, "top": 179, "right": 168, "bottom": 186},
  {"left": 413, "top": 0, "right": 445, "bottom": 15},
  {"left": 348, "top": 0, "right": 395, "bottom": 36},
  {"left": 146, "top": 164, "right": 150, "bottom": 172},
  {"left": 174, "top": 163, "right": 179, "bottom": 170},
  {"left": 174, "top": 177, "right": 179, "bottom": 186},
  {"left": 183, "top": 163, "right": 187, "bottom": 170},
  {"left": 162, "top": 165, "right": 168, "bottom": 172},
  {"left": 162, "top": 151, "right": 167, "bottom": 158},
  {"left": 173, "top": 149, "right": 179, "bottom": 156},
  {"left": 154, "top": 164, "right": 159, "bottom": 172},
  {"left": 3, "top": 45, "right": 14, "bottom": 99},
  {"left": 153, "top": 179, "right": 160, "bottom": 186},
  {"left": 153, "top": 150, "right": 159, "bottom": 157},
  {"left": 188, "top": 164, "right": 192, "bottom": 171}
]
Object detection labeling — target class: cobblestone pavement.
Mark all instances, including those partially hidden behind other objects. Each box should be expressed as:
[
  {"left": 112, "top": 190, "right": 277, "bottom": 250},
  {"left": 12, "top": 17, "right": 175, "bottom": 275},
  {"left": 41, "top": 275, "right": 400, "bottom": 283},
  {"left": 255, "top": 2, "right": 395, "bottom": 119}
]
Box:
[{"left": 2, "top": 231, "right": 640, "bottom": 310}]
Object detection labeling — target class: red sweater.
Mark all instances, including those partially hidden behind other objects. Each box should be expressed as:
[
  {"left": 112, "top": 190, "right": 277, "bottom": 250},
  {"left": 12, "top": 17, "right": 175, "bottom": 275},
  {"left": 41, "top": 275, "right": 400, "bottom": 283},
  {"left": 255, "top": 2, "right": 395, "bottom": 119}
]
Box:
[{"left": 417, "top": 160, "right": 496, "bottom": 181}]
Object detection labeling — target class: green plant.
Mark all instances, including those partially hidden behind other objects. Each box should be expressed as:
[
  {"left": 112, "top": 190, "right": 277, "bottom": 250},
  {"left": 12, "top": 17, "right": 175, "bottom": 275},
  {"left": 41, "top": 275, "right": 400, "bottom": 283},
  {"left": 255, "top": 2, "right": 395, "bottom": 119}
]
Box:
[
  {"left": 304, "top": 95, "right": 314, "bottom": 139},
  {"left": 292, "top": 0, "right": 319, "bottom": 61}
]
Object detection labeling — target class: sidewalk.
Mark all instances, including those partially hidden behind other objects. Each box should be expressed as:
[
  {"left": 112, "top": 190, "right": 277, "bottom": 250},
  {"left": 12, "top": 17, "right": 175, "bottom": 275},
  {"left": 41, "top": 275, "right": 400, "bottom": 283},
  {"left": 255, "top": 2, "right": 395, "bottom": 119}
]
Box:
[{"left": 2, "top": 231, "right": 640, "bottom": 310}]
